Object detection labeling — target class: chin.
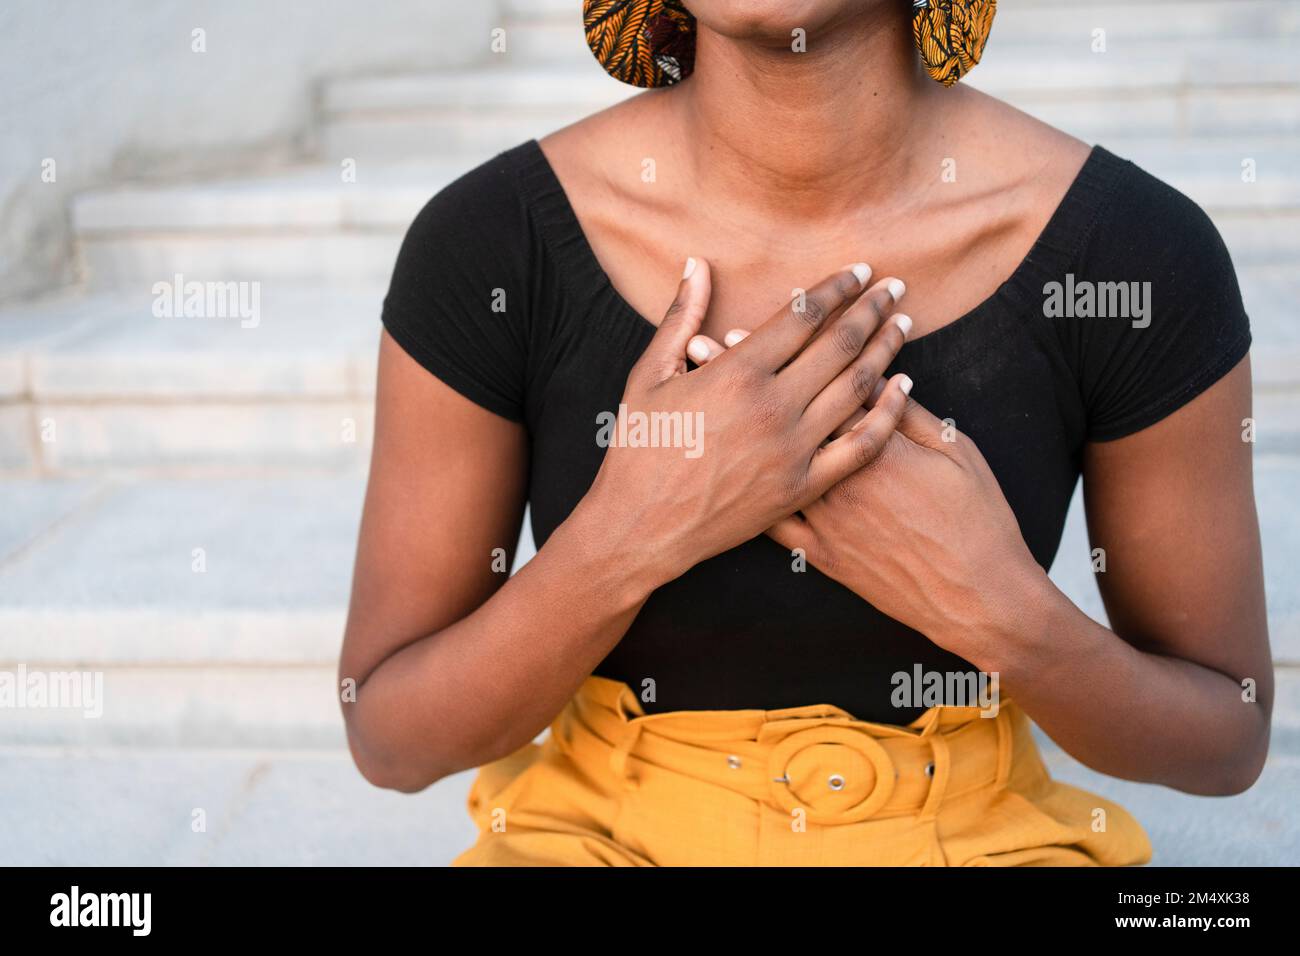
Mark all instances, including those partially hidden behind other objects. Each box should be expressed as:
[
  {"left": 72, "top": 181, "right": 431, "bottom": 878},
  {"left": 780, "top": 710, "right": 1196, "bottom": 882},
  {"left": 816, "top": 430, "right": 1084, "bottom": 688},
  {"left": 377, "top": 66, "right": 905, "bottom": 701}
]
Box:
[{"left": 686, "top": 0, "right": 864, "bottom": 40}]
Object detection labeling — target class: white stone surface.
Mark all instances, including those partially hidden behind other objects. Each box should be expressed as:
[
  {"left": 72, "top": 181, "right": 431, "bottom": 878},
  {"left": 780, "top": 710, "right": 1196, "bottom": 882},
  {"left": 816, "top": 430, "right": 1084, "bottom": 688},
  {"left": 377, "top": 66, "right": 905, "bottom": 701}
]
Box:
[
  {"left": 0, "top": 478, "right": 104, "bottom": 561},
  {"left": 1239, "top": 273, "right": 1300, "bottom": 390},
  {"left": 3, "top": 666, "right": 346, "bottom": 750},
  {"left": 0, "top": 294, "right": 103, "bottom": 399},
  {"left": 1203, "top": 213, "right": 1300, "bottom": 268},
  {"left": 1250, "top": 395, "right": 1300, "bottom": 459},
  {"left": 33, "top": 400, "right": 373, "bottom": 474},
  {"left": 0, "top": 477, "right": 366, "bottom": 665},
  {"left": 317, "top": 73, "right": 1300, "bottom": 162},
  {"left": 1, "top": 270, "right": 1294, "bottom": 473},
  {"left": 72, "top": 164, "right": 458, "bottom": 234},
  {"left": 321, "top": 67, "right": 622, "bottom": 115},
  {"left": 972, "top": 37, "right": 1300, "bottom": 91},
  {"left": 0, "top": 284, "right": 381, "bottom": 400},
  {"left": 991, "top": 0, "right": 1299, "bottom": 42},
  {"left": 76, "top": 233, "right": 406, "bottom": 291},
  {"left": 1254, "top": 457, "right": 1300, "bottom": 662},
  {"left": 0, "top": 0, "right": 495, "bottom": 300},
  {"left": 0, "top": 745, "right": 478, "bottom": 866},
  {"left": 0, "top": 464, "right": 1291, "bottom": 682},
  {"left": 0, "top": 285, "right": 386, "bottom": 472},
  {"left": 0, "top": 736, "right": 1294, "bottom": 865},
  {"left": 59, "top": 150, "right": 1300, "bottom": 286},
  {"left": 1, "top": 0, "right": 1297, "bottom": 868},
  {"left": 0, "top": 407, "right": 36, "bottom": 473}
]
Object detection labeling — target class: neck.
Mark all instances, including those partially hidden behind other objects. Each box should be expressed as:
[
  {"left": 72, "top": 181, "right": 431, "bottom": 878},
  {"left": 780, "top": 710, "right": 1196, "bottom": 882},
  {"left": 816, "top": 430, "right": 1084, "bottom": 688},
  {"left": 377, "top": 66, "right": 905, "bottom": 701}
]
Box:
[{"left": 670, "top": 7, "right": 946, "bottom": 223}]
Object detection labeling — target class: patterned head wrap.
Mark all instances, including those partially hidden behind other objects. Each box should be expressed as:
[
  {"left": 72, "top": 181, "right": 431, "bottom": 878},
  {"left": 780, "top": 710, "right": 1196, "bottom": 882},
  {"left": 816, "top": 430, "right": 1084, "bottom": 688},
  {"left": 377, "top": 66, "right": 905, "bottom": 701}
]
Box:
[
  {"left": 583, "top": 0, "right": 997, "bottom": 89},
  {"left": 910, "top": 0, "right": 997, "bottom": 87}
]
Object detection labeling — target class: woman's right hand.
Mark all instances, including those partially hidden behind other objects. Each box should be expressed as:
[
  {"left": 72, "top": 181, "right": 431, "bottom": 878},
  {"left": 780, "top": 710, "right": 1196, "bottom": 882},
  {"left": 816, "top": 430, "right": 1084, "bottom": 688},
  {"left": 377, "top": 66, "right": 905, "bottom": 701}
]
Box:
[{"left": 578, "top": 256, "right": 914, "bottom": 583}]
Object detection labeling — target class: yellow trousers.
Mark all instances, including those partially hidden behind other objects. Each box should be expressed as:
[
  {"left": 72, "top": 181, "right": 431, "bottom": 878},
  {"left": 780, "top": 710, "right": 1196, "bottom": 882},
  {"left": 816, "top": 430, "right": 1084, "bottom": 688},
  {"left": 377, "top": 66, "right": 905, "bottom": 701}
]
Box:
[{"left": 453, "top": 676, "right": 1151, "bottom": 867}]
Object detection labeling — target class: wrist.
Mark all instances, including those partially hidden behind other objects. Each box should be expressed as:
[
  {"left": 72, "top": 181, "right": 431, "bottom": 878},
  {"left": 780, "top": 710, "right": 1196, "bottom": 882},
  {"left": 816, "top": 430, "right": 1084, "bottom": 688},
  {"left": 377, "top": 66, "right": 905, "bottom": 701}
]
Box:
[
  {"left": 558, "top": 492, "right": 680, "bottom": 610},
  {"left": 962, "top": 559, "right": 1068, "bottom": 681}
]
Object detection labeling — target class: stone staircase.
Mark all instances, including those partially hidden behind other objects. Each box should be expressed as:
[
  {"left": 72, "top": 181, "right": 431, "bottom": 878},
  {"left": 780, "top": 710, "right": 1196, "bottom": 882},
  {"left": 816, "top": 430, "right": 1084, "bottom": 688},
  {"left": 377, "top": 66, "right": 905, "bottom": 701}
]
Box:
[{"left": 1, "top": 0, "right": 1298, "bottom": 863}]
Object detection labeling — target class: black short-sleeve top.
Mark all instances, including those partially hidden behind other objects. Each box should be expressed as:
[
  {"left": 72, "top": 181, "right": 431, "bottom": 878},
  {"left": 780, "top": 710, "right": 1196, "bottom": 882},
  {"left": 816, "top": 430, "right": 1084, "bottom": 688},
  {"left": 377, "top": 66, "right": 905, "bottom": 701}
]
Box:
[{"left": 381, "top": 139, "right": 1252, "bottom": 723}]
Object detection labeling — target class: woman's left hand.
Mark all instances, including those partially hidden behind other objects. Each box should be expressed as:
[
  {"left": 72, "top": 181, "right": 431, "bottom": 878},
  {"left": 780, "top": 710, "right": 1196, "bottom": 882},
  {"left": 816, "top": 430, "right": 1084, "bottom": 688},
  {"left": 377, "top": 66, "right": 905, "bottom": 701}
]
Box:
[{"left": 691, "top": 326, "right": 1049, "bottom": 663}]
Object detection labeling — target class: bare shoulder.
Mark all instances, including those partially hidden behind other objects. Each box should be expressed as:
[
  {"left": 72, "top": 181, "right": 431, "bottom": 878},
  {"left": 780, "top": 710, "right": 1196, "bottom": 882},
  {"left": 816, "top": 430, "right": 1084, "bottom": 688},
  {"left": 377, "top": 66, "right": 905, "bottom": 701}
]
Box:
[
  {"left": 536, "top": 90, "right": 684, "bottom": 249},
  {"left": 948, "top": 85, "right": 1093, "bottom": 193},
  {"left": 538, "top": 91, "right": 676, "bottom": 194},
  {"left": 906, "top": 84, "right": 1093, "bottom": 248}
]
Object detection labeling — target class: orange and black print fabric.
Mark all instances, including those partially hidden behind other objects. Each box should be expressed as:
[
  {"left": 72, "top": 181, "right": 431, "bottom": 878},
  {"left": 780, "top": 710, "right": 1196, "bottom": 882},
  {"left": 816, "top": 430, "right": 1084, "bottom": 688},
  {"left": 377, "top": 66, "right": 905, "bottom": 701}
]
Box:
[
  {"left": 583, "top": 0, "right": 696, "bottom": 88},
  {"left": 911, "top": 0, "right": 997, "bottom": 87},
  {"left": 583, "top": 1, "right": 997, "bottom": 89}
]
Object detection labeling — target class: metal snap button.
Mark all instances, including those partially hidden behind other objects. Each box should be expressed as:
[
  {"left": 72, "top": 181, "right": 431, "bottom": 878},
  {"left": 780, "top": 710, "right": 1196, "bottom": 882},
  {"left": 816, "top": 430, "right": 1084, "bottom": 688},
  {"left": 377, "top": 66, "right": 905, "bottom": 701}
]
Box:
[
  {"left": 828, "top": 773, "right": 846, "bottom": 791},
  {"left": 726, "top": 755, "right": 742, "bottom": 770}
]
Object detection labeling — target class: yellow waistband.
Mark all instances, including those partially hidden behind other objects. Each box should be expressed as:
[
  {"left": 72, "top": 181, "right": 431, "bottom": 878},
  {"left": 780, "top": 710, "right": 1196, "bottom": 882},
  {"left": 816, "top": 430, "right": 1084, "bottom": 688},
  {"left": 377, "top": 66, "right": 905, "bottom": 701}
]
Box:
[{"left": 554, "top": 675, "right": 1032, "bottom": 826}]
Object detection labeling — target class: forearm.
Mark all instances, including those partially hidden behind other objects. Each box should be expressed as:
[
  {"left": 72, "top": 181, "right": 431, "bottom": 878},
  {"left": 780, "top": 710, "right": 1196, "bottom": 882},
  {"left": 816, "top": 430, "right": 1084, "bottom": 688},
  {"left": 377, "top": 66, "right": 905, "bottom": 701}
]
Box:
[
  {"left": 344, "top": 499, "right": 668, "bottom": 792},
  {"left": 961, "top": 568, "right": 1271, "bottom": 795}
]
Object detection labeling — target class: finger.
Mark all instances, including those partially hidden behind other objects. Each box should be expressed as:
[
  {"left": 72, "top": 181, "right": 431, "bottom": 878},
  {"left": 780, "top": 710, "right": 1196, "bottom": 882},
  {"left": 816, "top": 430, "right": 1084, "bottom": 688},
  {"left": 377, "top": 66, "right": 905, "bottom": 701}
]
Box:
[
  {"left": 766, "top": 514, "right": 813, "bottom": 555},
  {"left": 825, "top": 376, "right": 886, "bottom": 440},
  {"left": 829, "top": 407, "right": 867, "bottom": 439},
  {"left": 894, "top": 393, "right": 957, "bottom": 453},
  {"left": 806, "top": 373, "right": 913, "bottom": 491},
  {"left": 637, "top": 256, "right": 713, "bottom": 383},
  {"left": 736, "top": 263, "right": 871, "bottom": 372},
  {"left": 801, "top": 311, "right": 911, "bottom": 440},
  {"left": 686, "top": 333, "right": 726, "bottom": 367},
  {"left": 709, "top": 320, "right": 885, "bottom": 440},
  {"left": 780, "top": 277, "right": 906, "bottom": 397},
  {"left": 711, "top": 320, "right": 876, "bottom": 439}
]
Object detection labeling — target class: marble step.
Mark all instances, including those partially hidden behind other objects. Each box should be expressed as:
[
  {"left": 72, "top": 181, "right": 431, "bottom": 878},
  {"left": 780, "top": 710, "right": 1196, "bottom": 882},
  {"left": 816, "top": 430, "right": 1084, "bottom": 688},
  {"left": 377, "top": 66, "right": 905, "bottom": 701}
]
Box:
[
  {"left": 501, "top": 0, "right": 1296, "bottom": 36},
  {"left": 0, "top": 285, "right": 382, "bottom": 475},
  {"left": 0, "top": 468, "right": 1296, "bottom": 755},
  {"left": 4, "top": 742, "right": 1296, "bottom": 864},
  {"left": 498, "top": 1, "right": 1300, "bottom": 66},
  {"left": 320, "top": 87, "right": 1300, "bottom": 165},
  {"left": 320, "top": 34, "right": 1300, "bottom": 161},
  {"left": 4, "top": 657, "right": 1298, "bottom": 759},
  {"left": 4, "top": 724, "right": 1298, "bottom": 866},
  {"left": 0, "top": 459, "right": 1297, "bottom": 674},
  {"left": 0, "top": 259, "right": 1296, "bottom": 474},
  {"left": 66, "top": 139, "right": 1300, "bottom": 292},
  {"left": 69, "top": 161, "right": 458, "bottom": 291}
]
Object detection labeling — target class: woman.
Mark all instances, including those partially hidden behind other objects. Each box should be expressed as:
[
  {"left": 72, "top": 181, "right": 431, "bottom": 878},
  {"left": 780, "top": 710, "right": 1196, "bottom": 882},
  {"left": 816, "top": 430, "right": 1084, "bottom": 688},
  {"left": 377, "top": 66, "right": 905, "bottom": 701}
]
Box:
[{"left": 339, "top": 0, "right": 1271, "bottom": 866}]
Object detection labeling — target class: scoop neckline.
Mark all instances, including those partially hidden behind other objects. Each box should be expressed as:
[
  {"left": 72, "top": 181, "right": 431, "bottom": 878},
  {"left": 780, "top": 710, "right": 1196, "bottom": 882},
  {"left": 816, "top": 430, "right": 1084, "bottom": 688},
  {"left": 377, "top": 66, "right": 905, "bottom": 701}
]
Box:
[{"left": 512, "top": 137, "right": 1129, "bottom": 373}]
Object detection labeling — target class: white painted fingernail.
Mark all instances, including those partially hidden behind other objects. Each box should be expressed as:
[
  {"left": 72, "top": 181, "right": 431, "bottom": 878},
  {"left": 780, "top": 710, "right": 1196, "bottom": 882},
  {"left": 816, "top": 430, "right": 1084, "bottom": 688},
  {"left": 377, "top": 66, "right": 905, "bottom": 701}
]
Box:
[
  {"left": 898, "top": 374, "right": 914, "bottom": 396},
  {"left": 851, "top": 263, "right": 872, "bottom": 287},
  {"left": 887, "top": 278, "right": 906, "bottom": 301},
  {"left": 683, "top": 257, "right": 697, "bottom": 279},
  {"left": 724, "top": 329, "right": 749, "bottom": 347},
  {"left": 894, "top": 314, "right": 912, "bottom": 337},
  {"left": 687, "top": 338, "right": 710, "bottom": 362}
]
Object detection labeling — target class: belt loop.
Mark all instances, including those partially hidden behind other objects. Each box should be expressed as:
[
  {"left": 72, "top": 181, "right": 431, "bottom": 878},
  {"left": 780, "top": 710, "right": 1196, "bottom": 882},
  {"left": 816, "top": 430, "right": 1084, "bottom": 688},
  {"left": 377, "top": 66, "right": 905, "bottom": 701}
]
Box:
[
  {"left": 609, "top": 686, "right": 644, "bottom": 791},
  {"left": 916, "top": 706, "right": 944, "bottom": 738},
  {"left": 608, "top": 723, "right": 643, "bottom": 791},
  {"left": 917, "top": 732, "right": 951, "bottom": 822},
  {"left": 993, "top": 703, "right": 1013, "bottom": 791},
  {"left": 614, "top": 684, "right": 643, "bottom": 722}
]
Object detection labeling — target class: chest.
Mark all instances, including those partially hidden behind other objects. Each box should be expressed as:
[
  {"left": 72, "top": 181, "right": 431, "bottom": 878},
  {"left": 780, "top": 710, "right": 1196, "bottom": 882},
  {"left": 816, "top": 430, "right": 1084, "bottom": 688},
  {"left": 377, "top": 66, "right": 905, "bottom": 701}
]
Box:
[
  {"left": 528, "top": 290, "right": 1085, "bottom": 575},
  {"left": 579, "top": 193, "right": 1039, "bottom": 345}
]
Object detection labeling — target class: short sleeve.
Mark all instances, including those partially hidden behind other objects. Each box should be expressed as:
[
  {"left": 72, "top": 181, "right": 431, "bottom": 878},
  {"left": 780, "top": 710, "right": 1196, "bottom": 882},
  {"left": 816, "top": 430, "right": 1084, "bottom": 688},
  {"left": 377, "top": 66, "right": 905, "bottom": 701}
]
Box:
[
  {"left": 380, "top": 152, "right": 533, "bottom": 423},
  {"left": 1067, "top": 161, "right": 1252, "bottom": 442}
]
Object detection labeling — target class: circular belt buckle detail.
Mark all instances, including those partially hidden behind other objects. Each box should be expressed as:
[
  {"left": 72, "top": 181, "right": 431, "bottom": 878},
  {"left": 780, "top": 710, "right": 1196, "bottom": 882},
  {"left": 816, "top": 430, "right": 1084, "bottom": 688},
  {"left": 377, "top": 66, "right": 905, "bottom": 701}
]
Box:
[{"left": 767, "top": 726, "right": 896, "bottom": 825}]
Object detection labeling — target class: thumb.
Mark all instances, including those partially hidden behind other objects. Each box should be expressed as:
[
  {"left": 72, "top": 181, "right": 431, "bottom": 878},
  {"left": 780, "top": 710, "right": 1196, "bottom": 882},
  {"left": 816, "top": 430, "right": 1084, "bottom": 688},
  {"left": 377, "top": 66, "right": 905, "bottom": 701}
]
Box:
[
  {"left": 894, "top": 395, "right": 958, "bottom": 454},
  {"left": 637, "top": 256, "right": 712, "bottom": 384}
]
